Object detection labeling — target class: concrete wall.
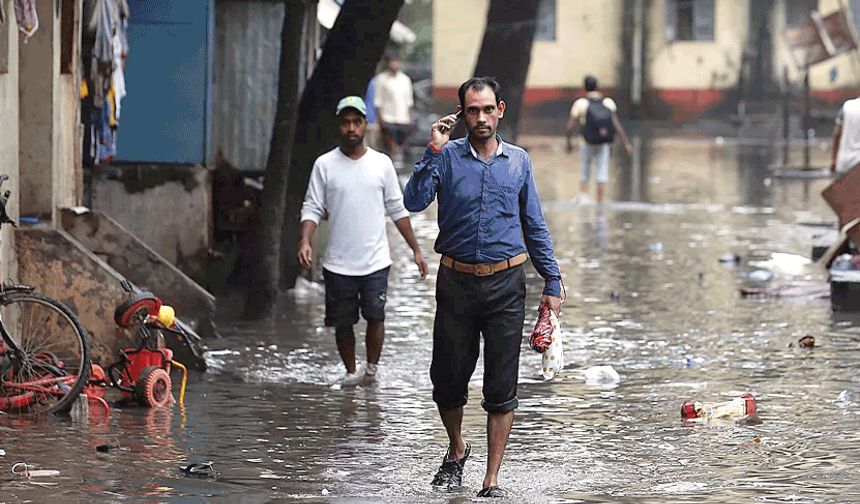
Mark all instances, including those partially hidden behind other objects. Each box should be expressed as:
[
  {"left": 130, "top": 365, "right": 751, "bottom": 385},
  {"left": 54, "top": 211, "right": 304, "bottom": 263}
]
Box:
[
  {"left": 60, "top": 208, "right": 216, "bottom": 324},
  {"left": 88, "top": 163, "right": 213, "bottom": 283},
  {"left": 18, "top": 0, "right": 81, "bottom": 220},
  {"left": 13, "top": 226, "right": 136, "bottom": 366},
  {"left": 13, "top": 225, "right": 206, "bottom": 370},
  {"left": 0, "top": 0, "right": 20, "bottom": 284}
]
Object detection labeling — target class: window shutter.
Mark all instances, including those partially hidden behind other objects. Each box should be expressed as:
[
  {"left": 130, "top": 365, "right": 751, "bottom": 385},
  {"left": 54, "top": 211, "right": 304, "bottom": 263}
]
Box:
[
  {"left": 664, "top": 0, "right": 678, "bottom": 41},
  {"left": 693, "top": 0, "right": 715, "bottom": 41}
]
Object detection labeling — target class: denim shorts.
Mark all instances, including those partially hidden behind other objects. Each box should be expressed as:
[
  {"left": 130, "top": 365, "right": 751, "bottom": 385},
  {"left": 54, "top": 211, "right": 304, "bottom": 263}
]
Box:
[
  {"left": 322, "top": 267, "right": 390, "bottom": 327},
  {"left": 581, "top": 142, "right": 611, "bottom": 183},
  {"left": 430, "top": 263, "right": 526, "bottom": 413}
]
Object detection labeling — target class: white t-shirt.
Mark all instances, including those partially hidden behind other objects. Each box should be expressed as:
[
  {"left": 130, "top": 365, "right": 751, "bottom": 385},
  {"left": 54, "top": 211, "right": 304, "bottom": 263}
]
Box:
[
  {"left": 570, "top": 91, "right": 617, "bottom": 125},
  {"left": 300, "top": 147, "right": 410, "bottom": 276},
  {"left": 374, "top": 70, "right": 414, "bottom": 125},
  {"left": 836, "top": 97, "right": 860, "bottom": 173}
]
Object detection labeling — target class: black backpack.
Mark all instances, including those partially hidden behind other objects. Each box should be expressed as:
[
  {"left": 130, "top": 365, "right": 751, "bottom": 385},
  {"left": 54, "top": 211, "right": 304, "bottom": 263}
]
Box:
[{"left": 583, "top": 97, "right": 615, "bottom": 144}]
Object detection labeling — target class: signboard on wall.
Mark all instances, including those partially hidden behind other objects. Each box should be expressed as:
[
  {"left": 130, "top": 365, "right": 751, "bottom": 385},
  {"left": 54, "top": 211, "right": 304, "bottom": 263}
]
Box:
[{"left": 784, "top": 8, "right": 859, "bottom": 68}]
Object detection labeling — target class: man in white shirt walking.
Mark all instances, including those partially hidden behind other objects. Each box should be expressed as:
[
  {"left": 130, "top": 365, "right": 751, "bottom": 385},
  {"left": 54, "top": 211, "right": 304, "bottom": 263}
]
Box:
[
  {"left": 375, "top": 54, "right": 414, "bottom": 167},
  {"left": 831, "top": 96, "right": 860, "bottom": 176},
  {"left": 298, "top": 96, "right": 428, "bottom": 387}
]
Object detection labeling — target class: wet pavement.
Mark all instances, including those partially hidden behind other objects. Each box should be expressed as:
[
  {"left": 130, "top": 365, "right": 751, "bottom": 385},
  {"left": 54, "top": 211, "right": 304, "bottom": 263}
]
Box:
[{"left": 4, "top": 132, "right": 860, "bottom": 503}]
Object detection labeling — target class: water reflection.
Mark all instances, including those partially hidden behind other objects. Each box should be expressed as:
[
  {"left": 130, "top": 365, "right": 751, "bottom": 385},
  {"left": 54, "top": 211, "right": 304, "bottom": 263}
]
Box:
[{"left": 6, "top": 133, "right": 860, "bottom": 503}]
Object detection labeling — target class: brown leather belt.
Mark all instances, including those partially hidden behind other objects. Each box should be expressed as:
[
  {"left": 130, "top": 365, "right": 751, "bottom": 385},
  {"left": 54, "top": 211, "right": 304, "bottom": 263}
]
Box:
[{"left": 440, "top": 253, "right": 527, "bottom": 276}]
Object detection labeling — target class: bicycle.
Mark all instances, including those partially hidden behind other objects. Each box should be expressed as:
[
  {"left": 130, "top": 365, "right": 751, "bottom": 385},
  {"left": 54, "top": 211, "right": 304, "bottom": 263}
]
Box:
[{"left": 0, "top": 175, "right": 92, "bottom": 416}]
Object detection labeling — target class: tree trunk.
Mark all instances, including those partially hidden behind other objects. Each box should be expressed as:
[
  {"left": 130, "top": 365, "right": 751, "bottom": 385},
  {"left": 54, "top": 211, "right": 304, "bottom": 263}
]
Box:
[
  {"left": 241, "top": 0, "right": 308, "bottom": 319},
  {"left": 471, "top": 0, "right": 540, "bottom": 143},
  {"left": 279, "top": 0, "right": 404, "bottom": 290}
]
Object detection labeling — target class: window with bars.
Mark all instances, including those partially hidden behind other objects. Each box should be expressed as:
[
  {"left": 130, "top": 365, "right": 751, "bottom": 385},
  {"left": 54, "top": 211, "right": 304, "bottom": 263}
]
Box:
[
  {"left": 535, "top": 0, "right": 555, "bottom": 42},
  {"left": 664, "top": 0, "right": 715, "bottom": 42}
]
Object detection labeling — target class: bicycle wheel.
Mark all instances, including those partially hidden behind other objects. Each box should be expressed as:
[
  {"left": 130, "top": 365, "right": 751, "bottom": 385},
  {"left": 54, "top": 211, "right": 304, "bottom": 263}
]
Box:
[{"left": 0, "top": 291, "right": 90, "bottom": 416}]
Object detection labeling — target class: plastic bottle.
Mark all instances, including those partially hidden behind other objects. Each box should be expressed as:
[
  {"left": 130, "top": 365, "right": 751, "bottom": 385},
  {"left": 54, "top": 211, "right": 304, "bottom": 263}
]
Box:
[{"left": 681, "top": 393, "right": 756, "bottom": 420}]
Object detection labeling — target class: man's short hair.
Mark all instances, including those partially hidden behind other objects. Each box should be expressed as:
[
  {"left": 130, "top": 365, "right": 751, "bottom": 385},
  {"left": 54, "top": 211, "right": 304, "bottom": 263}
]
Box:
[
  {"left": 584, "top": 76, "right": 597, "bottom": 92},
  {"left": 458, "top": 77, "right": 502, "bottom": 109},
  {"left": 385, "top": 52, "right": 400, "bottom": 62}
]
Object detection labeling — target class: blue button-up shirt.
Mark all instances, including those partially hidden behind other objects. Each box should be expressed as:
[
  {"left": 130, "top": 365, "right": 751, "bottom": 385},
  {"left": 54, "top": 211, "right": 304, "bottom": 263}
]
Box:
[{"left": 404, "top": 136, "right": 561, "bottom": 297}]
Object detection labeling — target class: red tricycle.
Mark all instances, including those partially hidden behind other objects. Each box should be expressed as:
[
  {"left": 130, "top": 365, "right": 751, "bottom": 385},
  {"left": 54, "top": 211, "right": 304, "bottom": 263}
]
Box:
[{"left": 84, "top": 281, "right": 189, "bottom": 410}]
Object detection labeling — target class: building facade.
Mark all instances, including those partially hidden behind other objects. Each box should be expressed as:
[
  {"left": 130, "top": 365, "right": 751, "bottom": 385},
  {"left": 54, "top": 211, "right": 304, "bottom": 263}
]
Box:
[{"left": 432, "top": 0, "right": 860, "bottom": 130}]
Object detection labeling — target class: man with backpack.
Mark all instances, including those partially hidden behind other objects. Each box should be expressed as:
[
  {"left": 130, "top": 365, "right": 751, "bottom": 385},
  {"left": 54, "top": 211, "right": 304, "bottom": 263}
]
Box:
[{"left": 566, "top": 75, "right": 633, "bottom": 203}]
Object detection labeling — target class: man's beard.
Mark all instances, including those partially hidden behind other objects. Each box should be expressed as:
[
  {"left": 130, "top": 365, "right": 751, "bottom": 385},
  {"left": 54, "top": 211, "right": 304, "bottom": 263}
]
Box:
[
  {"left": 341, "top": 134, "right": 364, "bottom": 148},
  {"left": 470, "top": 124, "right": 494, "bottom": 139}
]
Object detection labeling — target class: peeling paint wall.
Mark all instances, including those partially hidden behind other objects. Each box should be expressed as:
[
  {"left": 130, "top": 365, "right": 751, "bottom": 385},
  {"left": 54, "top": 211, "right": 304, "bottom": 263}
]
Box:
[
  {"left": 14, "top": 227, "right": 136, "bottom": 366},
  {"left": 88, "top": 164, "right": 212, "bottom": 282},
  {"left": 0, "top": 0, "right": 20, "bottom": 285}
]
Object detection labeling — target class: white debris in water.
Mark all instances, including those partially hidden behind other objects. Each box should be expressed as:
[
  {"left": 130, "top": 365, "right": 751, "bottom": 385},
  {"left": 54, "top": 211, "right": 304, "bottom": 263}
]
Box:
[
  {"left": 0, "top": 449, "right": 5, "bottom": 456},
  {"left": 321, "top": 488, "right": 330, "bottom": 495},
  {"left": 582, "top": 365, "right": 621, "bottom": 386}
]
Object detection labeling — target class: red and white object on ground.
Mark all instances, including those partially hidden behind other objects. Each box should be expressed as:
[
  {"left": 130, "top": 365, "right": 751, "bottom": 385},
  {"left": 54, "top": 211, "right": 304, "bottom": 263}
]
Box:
[{"left": 681, "top": 393, "right": 757, "bottom": 420}]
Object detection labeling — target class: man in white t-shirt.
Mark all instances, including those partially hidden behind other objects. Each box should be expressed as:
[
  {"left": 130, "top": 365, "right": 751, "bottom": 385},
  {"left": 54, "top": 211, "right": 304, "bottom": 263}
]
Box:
[
  {"left": 831, "top": 96, "right": 860, "bottom": 176},
  {"left": 374, "top": 54, "right": 414, "bottom": 166},
  {"left": 565, "top": 75, "right": 632, "bottom": 203},
  {"left": 298, "top": 96, "right": 428, "bottom": 387}
]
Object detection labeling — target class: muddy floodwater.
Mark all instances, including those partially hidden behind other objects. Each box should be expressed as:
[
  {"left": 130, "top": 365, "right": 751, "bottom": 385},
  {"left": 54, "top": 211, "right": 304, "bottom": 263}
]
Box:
[{"left": 5, "top": 132, "right": 860, "bottom": 503}]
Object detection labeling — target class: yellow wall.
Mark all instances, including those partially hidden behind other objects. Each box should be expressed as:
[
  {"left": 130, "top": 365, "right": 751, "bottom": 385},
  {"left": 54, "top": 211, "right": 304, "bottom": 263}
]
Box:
[
  {"left": 432, "top": 0, "right": 488, "bottom": 88},
  {"left": 432, "top": 0, "right": 860, "bottom": 105},
  {"left": 528, "top": 2, "right": 625, "bottom": 89},
  {"left": 432, "top": 0, "right": 626, "bottom": 90},
  {"left": 646, "top": 0, "right": 749, "bottom": 91}
]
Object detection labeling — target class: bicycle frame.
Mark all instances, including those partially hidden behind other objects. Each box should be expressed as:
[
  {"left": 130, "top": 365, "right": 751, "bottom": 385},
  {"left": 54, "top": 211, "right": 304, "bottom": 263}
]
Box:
[{"left": 0, "top": 284, "right": 36, "bottom": 357}]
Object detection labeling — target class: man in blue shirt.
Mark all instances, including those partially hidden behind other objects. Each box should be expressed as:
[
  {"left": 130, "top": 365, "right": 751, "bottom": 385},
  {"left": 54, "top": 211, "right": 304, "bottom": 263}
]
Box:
[{"left": 404, "top": 77, "right": 562, "bottom": 498}]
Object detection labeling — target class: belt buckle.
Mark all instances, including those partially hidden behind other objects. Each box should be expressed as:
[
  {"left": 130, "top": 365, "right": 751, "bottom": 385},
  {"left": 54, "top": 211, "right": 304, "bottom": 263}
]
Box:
[{"left": 474, "top": 263, "right": 493, "bottom": 276}]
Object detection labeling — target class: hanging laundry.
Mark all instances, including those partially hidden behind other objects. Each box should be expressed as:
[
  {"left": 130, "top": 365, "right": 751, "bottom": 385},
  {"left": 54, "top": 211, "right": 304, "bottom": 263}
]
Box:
[{"left": 14, "top": 0, "right": 38, "bottom": 43}]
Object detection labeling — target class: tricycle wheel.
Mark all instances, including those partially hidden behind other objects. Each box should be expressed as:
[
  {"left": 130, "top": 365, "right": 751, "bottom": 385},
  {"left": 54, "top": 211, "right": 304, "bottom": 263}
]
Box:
[
  {"left": 135, "top": 366, "right": 171, "bottom": 407},
  {"left": 114, "top": 292, "right": 160, "bottom": 328}
]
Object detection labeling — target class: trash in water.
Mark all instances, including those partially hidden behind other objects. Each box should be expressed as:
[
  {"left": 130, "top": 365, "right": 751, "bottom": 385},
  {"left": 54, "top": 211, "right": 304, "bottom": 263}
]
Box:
[
  {"left": 582, "top": 365, "right": 620, "bottom": 386},
  {"left": 681, "top": 394, "right": 756, "bottom": 421},
  {"left": 96, "top": 439, "right": 121, "bottom": 453},
  {"left": 788, "top": 335, "right": 815, "bottom": 348},
  {"left": 719, "top": 253, "right": 741, "bottom": 264},
  {"left": 12, "top": 462, "right": 60, "bottom": 478},
  {"left": 743, "top": 269, "right": 774, "bottom": 282},
  {"left": 648, "top": 242, "right": 663, "bottom": 251},
  {"left": 179, "top": 461, "right": 218, "bottom": 479},
  {"left": 0, "top": 448, "right": 5, "bottom": 456}
]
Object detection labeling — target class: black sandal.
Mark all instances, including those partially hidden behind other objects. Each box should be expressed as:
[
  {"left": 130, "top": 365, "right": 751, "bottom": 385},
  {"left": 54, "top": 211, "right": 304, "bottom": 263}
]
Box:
[
  {"left": 476, "top": 485, "right": 509, "bottom": 498},
  {"left": 430, "top": 441, "right": 471, "bottom": 488}
]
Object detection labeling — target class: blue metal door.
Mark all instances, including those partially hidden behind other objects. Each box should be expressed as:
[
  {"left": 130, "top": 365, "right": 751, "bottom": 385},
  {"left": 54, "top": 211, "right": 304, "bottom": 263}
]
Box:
[{"left": 117, "top": 0, "right": 210, "bottom": 163}]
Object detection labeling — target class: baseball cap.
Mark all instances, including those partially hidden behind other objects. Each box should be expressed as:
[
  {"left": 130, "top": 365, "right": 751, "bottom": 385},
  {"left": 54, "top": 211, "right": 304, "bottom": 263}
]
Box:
[{"left": 336, "top": 96, "right": 367, "bottom": 116}]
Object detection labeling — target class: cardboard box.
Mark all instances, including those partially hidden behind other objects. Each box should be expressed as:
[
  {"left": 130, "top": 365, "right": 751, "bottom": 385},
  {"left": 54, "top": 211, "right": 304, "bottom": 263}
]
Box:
[{"left": 822, "top": 164, "right": 860, "bottom": 247}]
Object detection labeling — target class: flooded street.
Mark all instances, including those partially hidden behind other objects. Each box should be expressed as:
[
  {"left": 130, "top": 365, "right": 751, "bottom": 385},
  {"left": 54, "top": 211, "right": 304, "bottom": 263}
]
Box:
[{"left": 6, "top": 133, "right": 860, "bottom": 503}]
